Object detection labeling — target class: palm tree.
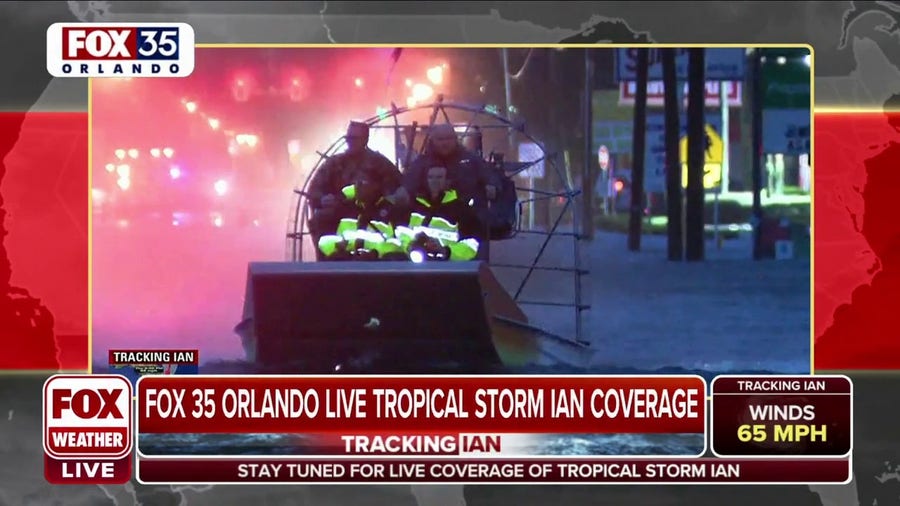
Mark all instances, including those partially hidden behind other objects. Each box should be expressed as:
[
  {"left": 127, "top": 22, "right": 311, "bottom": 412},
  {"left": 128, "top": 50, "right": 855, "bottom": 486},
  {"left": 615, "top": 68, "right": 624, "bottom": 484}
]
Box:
[
  {"left": 662, "top": 49, "right": 682, "bottom": 261},
  {"left": 628, "top": 48, "right": 649, "bottom": 252},
  {"left": 686, "top": 48, "right": 706, "bottom": 261}
]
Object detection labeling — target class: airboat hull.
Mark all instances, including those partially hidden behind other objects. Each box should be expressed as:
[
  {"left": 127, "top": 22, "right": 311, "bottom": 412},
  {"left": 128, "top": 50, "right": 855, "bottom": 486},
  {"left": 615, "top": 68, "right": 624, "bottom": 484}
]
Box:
[{"left": 235, "top": 261, "right": 587, "bottom": 373}]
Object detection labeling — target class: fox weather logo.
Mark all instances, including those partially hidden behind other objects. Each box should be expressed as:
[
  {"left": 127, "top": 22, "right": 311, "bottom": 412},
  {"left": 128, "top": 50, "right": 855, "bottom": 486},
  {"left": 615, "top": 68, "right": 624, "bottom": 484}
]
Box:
[{"left": 46, "top": 23, "right": 195, "bottom": 78}]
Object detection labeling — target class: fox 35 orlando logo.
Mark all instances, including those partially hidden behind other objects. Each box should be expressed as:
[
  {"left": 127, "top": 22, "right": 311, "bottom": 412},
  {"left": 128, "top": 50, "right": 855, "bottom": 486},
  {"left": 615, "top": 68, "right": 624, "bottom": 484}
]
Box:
[{"left": 46, "top": 23, "right": 195, "bottom": 78}]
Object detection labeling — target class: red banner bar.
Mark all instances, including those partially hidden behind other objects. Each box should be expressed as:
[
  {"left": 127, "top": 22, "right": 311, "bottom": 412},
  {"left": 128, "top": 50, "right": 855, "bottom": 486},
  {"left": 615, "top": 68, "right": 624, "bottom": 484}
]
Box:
[
  {"left": 136, "top": 375, "right": 706, "bottom": 434},
  {"left": 137, "top": 457, "right": 849, "bottom": 484},
  {"left": 712, "top": 376, "right": 852, "bottom": 395}
]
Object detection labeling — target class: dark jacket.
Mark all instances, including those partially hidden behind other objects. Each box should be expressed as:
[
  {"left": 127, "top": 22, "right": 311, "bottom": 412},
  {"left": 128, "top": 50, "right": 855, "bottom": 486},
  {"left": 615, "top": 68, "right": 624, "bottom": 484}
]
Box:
[
  {"left": 308, "top": 148, "right": 402, "bottom": 209},
  {"left": 402, "top": 147, "right": 501, "bottom": 206}
]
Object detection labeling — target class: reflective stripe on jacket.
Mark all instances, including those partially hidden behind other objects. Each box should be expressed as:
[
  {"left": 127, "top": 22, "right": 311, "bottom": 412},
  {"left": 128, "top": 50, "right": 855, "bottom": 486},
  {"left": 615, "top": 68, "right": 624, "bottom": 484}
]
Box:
[{"left": 318, "top": 233, "right": 405, "bottom": 258}]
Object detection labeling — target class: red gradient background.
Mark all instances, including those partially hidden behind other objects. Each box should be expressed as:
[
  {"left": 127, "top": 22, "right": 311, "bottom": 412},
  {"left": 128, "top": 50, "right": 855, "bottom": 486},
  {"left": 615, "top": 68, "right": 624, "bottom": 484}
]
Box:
[{"left": 0, "top": 110, "right": 897, "bottom": 371}]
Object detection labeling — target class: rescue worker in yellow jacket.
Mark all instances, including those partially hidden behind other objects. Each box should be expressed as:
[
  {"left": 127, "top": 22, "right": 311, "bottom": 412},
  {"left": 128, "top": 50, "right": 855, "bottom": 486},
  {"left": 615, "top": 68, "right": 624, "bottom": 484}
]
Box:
[
  {"left": 395, "top": 165, "right": 481, "bottom": 262},
  {"left": 307, "top": 121, "right": 408, "bottom": 260},
  {"left": 317, "top": 173, "right": 407, "bottom": 260}
]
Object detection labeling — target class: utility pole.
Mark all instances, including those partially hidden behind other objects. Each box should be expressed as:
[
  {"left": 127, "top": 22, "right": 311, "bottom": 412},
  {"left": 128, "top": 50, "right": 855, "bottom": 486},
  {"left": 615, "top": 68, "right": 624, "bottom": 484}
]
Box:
[
  {"left": 751, "top": 48, "right": 764, "bottom": 260},
  {"left": 582, "top": 49, "right": 595, "bottom": 241},
  {"left": 662, "top": 48, "right": 682, "bottom": 261},
  {"left": 713, "top": 79, "right": 730, "bottom": 251},
  {"left": 685, "top": 48, "right": 706, "bottom": 261},
  {"left": 628, "top": 48, "right": 649, "bottom": 252},
  {"left": 501, "top": 47, "right": 514, "bottom": 151},
  {"left": 720, "top": 81, "right": 731, "bottom": 194}
]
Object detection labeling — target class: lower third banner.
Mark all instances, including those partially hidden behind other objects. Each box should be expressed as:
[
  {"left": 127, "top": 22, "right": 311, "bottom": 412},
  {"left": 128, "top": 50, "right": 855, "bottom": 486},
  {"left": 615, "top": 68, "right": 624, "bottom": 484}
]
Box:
[{"left": 136, "top": 457, "right": 851, "bottom": 485}]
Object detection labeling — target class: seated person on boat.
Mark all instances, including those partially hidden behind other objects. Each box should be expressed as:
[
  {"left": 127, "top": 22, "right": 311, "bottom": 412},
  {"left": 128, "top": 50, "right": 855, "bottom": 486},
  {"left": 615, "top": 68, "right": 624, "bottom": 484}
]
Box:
[
  {"left": 317, "top": 172, "right": 408, "bottom": 261},
  {"left": 307, "top": 121, "right": 408, "bottom": 259},
  {"left": 395, "top": 165, "right": 481, "bottom": 262}
]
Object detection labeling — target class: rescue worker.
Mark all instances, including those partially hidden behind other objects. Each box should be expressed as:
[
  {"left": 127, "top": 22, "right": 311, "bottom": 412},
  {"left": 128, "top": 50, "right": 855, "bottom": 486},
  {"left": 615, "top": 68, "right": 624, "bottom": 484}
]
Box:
[
  {"left": 307, "top": 121, "right": 408, "bottom": 258},
  {"left": 403, "top": 123, "right": 500, "bottom": 259},
  {"left": 395, "top": 165, "right": 481, "bottom": 262},
  {"left": 317, "top": 172, "right": 407, "bottom": 261},
  {"left": 404, "top": 123, "right": 498, "bottom": 203}
]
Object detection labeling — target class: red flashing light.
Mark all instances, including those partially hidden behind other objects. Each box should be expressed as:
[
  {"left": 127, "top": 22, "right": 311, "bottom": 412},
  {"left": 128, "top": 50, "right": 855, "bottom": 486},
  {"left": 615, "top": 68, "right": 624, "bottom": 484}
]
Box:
[
  {"left": 232, "top": 76, "right": 250, "bottom": 102},
  {"left": 288, "top": 73, "right": 308, "bottom": 102}
]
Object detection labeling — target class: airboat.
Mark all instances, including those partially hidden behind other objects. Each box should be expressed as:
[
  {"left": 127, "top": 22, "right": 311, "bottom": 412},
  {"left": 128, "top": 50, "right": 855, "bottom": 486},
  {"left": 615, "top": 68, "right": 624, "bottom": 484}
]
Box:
[{"left": 238, "top": 96, "right": 592, "bottom": 373}]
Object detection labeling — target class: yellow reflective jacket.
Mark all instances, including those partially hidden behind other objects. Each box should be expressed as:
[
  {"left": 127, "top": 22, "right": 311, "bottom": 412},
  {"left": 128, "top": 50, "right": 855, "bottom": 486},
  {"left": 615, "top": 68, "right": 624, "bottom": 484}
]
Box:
[
  {"left": 394, "top": 189, "right": 480, "bottom": 261},
  {"left": 318, "top": 184, "right": 403, "bottom": 258}
]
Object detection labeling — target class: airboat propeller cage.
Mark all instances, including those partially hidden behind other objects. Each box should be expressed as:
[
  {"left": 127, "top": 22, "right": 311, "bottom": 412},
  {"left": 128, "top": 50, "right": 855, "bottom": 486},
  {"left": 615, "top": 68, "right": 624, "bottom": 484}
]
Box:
[{"left": 249, "top": 96, "right": 594, "bottom": 370}]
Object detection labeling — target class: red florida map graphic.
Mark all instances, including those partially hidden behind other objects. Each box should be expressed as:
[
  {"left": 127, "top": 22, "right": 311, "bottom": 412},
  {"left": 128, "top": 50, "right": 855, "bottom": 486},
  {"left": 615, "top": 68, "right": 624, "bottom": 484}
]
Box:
[
  {"left": 0, "top": 112, "right": 88, "bottom": 371},
  {"left": 814, "top": 108, "right": 900, "bottom": 370}
]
